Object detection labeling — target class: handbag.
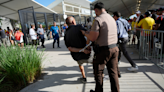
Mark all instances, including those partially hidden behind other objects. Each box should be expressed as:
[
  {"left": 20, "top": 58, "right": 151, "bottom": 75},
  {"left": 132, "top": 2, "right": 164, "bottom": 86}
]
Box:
[{"left": 20, "top": 35, "right": 23, "bottom": 43}]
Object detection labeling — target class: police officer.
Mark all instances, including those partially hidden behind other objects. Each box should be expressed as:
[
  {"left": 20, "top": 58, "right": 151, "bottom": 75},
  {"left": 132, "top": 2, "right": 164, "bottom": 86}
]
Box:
[
  {"left": 113, "top": 11, "right": 138, "bottom": 72},
  {"left": 82, "top": 2, "right": 120, "bottom": 92}
]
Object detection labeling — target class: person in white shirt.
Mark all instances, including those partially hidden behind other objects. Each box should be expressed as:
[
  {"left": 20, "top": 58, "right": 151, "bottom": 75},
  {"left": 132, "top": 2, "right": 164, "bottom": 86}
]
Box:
[
  {"left": 86, "top": 18, "right": 92, "bottom": 31},
  {"left": 29, "top": 25, "right": 37, "bottom": 47}
]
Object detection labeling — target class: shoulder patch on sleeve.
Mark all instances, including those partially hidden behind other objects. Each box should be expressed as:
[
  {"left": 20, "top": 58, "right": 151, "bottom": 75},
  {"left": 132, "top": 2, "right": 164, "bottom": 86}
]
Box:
[{"left": 92, "top": 19, "right": 95, "bottom": 26}]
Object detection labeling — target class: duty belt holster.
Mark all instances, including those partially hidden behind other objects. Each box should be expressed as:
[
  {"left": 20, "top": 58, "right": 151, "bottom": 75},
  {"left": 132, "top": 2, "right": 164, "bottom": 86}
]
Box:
[
  {"left": 93, "top": 43, "right": 100, "bottom": 55},
  {"left": 93, "top": 43, "right": 117, "bottom": 54}
]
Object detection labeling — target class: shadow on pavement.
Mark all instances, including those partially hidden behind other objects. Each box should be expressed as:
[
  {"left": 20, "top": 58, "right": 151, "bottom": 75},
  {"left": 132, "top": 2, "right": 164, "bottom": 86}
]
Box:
[
  {"left": 27, "top": 65, "right": 94, "bottom": 92},
  {"left": 43, "top": 65, "right": 93, "bottom": 74}
]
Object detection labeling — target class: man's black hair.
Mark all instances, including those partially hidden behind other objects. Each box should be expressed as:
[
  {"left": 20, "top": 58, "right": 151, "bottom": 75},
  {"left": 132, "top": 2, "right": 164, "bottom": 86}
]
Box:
[
  {"left": 7, "top": 27, "right": 9, "bottom": 30},
  {"left": 94, "top": 2, "right": 104, "bottom": 10},
  {"left": 145, "top": 11, "right": 151, "bottom": 17},
  {"left": 113, "top": 11, "right": 121, "bottom": 17}
]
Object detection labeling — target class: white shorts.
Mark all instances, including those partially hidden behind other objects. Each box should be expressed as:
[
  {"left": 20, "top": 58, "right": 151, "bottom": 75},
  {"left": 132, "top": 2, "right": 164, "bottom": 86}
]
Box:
[{"left": 77, "top": 51, "right": 94, "bottom": 65}]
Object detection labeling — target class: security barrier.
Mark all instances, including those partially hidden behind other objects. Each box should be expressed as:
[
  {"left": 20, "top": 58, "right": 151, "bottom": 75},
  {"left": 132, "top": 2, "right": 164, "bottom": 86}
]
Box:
[{"left": 129, "top": 28, "right": 164, "bottom": 69}]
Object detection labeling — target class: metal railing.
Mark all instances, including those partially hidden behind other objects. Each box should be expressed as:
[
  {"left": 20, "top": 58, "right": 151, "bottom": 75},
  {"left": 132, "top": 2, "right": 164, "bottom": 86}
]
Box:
[{"left": 128, "top": 28, "right": 164, "bottom": 69}]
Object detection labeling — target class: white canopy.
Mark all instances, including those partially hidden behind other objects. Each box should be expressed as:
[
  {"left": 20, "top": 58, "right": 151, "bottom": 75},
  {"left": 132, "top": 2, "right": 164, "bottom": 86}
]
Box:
[
  {"left": 0, "top": 0, "right": 56, "bottom": 20},
  {"left": 47, "top": 0, "right": 91, "bottom": 16},
  {"left": 92, "top": 0, "right": 164, "bottom": 17}
]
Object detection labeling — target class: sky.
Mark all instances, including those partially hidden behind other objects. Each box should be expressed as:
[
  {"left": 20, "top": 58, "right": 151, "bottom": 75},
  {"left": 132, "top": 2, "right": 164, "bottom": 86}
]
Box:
[
  {"left": 35, "top": 0, "right": 95, "bottom": 7},
  {"left": 129, "top": 14, "right": 137, "bottom": 19}
]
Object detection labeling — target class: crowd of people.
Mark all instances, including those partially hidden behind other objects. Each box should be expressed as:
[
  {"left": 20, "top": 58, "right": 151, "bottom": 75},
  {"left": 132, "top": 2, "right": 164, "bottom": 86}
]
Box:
[
  {"left": 0, "top": 23, "right": 65, "bottom": 49},
  {"left": 0, "top": 27, "right": 24, "bottom": 48},
  {"left": 0, "top": 25, "right": 46, "bottom": 49},
  {"left": 130, "top": 8, "right": 164, "bottom": 53}
]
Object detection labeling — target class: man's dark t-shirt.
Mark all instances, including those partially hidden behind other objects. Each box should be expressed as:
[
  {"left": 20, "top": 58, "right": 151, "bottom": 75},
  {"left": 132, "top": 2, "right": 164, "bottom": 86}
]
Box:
[
  {"left": 64, "top": 25, "right": 90, "bottom": 61},
  {"left": 0, "top": 30, "right": 6, "bottom": 38}
]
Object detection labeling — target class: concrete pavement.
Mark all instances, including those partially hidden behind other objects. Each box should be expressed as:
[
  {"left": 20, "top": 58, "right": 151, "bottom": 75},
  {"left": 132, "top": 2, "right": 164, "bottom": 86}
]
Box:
[{"left": 20, "top": 37, "right": 164, "bottom": 92}]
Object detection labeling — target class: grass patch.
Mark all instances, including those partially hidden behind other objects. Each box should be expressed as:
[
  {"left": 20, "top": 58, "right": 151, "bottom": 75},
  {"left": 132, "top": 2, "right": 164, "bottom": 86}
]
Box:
[{"left": 0, "top": 45, "right": 44, "bottom": 92}]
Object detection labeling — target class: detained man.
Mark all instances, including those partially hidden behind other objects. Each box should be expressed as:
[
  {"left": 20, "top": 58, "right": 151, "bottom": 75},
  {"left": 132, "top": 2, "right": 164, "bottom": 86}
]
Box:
[{"left": 64, "top": 16, "right": 93, "bottom": 83}]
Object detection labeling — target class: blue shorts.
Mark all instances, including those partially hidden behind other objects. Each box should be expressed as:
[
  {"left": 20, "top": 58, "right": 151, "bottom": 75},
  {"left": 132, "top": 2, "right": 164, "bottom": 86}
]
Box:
[
  {"left": 53, "top": 34, "right": 59, "bottom": 40},
  {"left": 40, "top": 34, "right": 44, "bottom": 39}
]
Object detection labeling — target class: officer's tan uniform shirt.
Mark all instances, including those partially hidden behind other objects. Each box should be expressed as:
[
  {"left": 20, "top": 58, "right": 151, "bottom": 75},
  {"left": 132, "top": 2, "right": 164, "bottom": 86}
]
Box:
[{"left": 91, "top": 12, "right": 118, "bottom": 46}]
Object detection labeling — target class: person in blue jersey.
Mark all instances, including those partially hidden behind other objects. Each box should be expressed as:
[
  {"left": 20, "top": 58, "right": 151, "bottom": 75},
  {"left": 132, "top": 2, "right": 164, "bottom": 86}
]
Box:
[{"left": 50, "top": 22, "right": 61, "bottom": 48}]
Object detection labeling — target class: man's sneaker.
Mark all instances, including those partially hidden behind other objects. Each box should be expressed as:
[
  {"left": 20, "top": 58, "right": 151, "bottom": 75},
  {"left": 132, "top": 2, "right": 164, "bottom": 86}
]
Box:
[
  {"left": 58, "top": 46, "right": 61, "bottom": 48},
  {"left": 118, "top": 73, "right": 121, "bottom": 78},
  {"left": 90, "top": 90, "right": 95, "bottom": 92},
  {"left": 78, "top": 78, "right": 87, "bottom": 83},
  {"left": 127, "top": 66, "right": 138, "bottom": 72}
]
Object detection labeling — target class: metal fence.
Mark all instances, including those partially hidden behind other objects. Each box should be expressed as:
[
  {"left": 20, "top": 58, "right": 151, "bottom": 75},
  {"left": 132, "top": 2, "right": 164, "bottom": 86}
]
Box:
[{"left": 128, "top": 28, "right": 164, "bottom": 69}]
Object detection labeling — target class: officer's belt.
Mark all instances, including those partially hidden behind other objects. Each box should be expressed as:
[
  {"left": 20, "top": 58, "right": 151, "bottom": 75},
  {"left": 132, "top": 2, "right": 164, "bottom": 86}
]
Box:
[
  {"left": 118, "top": 37, "right": 128, "bottom": 41},
  {"left": 99, "top": 44, "right": 117, "bottom": 50}
]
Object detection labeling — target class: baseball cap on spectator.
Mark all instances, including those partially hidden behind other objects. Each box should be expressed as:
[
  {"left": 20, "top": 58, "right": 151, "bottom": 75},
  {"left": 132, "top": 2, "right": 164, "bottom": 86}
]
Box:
[{"left": 136, "top": 11, "right": 141, "bottom": 14}]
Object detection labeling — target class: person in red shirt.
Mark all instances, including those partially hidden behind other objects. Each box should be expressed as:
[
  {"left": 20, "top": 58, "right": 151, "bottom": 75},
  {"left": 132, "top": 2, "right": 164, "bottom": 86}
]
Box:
[{"left": 14, "top": 28, "right": 24, "bottom": 48}]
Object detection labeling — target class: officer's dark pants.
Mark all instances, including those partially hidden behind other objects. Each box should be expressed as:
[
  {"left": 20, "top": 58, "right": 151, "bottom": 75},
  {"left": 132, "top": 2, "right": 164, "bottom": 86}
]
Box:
[
  {"left": 118, "top": 41, "right": 136, "bottom": 67},
  {"left": 93, "top": 47, "right": 120, "bottom": 92}
]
